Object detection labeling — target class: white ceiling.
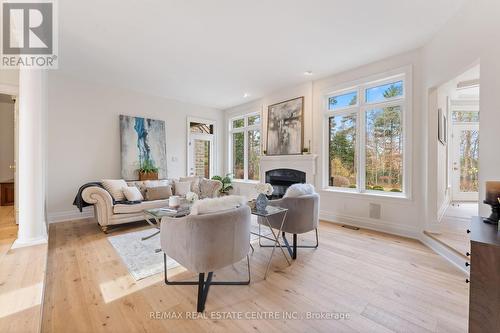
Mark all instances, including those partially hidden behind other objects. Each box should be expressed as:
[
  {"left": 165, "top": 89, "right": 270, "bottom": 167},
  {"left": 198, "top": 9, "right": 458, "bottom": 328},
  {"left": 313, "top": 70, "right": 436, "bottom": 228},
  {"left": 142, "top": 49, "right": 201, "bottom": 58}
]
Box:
[{"left": 59, "top": 0, "right": 466, "bottom": 109}]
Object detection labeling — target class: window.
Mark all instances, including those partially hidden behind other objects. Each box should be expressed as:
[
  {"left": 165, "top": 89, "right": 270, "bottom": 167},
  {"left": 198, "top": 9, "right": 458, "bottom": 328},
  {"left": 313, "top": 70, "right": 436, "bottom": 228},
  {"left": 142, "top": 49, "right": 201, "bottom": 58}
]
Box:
[
  {"left": 325, "top": 73, "right": 408, "bottom": 196},
  {"left": 229, "top": 113, "right": 261, "bottom": 181}
]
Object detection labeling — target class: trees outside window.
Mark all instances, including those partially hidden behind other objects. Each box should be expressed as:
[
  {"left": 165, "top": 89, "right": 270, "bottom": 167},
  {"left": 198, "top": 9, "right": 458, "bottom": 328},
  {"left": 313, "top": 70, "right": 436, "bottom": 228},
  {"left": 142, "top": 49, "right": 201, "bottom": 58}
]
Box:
[
  {"left": 229, "top": 113, "right": 261, "bottom": 181},
  {"left": 326, "top": 74, "right": 407, "bottom": 196}
]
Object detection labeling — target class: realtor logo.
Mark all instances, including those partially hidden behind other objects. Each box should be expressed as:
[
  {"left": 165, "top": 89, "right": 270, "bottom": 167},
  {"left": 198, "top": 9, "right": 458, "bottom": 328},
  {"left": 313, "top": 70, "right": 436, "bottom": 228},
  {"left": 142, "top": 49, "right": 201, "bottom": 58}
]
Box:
[{"left": 1, "top": 0, "right": 58, "bottom": 68}]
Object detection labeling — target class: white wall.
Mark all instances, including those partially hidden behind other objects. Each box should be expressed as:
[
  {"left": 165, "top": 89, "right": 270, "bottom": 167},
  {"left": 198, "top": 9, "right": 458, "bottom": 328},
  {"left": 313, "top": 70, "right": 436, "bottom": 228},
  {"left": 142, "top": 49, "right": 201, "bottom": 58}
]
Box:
[
  {"left": 47, "top": 73, "right": 224, "bottom": 218},
  {"left": 0, "top": 101, "right": 15, "bottom": 181},
  {"left": 421, "top": 0, "right": 500, "bottom": 221}
]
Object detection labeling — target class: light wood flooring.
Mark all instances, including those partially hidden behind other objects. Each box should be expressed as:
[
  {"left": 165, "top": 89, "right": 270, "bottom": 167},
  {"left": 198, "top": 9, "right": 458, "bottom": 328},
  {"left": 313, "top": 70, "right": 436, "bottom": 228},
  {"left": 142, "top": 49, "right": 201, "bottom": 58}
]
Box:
[
  {"left": 42, "top": 218, "right": 469, "bottom": 332},
  {"left": 0, "top": 206, "right": 47, "bottom": 333},
  {"left": 426, "top": 202, "right": 475, "bottom": 258}
]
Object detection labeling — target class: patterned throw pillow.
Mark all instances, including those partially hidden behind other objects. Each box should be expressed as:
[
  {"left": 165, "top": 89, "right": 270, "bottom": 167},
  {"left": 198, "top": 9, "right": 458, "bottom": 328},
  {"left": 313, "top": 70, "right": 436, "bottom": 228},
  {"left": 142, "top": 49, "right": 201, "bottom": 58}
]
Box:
[{"left": 101, "top": 179, "right": 128, "bottom": 201}]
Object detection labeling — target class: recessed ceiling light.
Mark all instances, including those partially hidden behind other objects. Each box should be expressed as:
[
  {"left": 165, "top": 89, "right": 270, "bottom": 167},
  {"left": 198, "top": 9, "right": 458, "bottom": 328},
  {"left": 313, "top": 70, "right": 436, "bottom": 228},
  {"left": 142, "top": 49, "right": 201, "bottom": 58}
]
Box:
[
  {"left": 243, "top": 93, "right": 250, "bottom": 98},
  {"left": 304, "top": 71, "right": 313, "bottom": 76}
]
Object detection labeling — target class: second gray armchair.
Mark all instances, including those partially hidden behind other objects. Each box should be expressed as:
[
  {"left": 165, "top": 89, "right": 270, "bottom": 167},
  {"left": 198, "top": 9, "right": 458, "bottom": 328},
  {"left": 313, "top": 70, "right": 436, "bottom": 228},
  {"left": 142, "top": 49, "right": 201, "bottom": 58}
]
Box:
[{"left": 259, "top": 193, "right": 319, "bottom": 259}]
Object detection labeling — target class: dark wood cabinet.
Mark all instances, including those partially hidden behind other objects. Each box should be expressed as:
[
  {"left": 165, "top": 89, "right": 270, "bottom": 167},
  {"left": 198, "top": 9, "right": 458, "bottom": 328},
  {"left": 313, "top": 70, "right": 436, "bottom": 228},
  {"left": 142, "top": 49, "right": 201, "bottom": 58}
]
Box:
[
  {"left": 0, "top": 181, "right": 14, "bottom": 206},
  {"left": 468, "top": 216, "right": 500, "bottom": 333}
]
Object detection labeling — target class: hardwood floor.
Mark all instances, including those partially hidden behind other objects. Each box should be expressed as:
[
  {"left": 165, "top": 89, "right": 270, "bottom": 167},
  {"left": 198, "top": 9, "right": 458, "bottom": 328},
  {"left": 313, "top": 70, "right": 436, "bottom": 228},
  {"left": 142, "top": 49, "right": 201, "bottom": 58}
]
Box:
[
  {"left": 41, "top": 218, "right": 469, "bottom": 332},
  {"left": 0, "top": 206, "right": 47, "bottom": 333},
  {"left": 426, "top": 202, "right": 474, "bottom": 258}
]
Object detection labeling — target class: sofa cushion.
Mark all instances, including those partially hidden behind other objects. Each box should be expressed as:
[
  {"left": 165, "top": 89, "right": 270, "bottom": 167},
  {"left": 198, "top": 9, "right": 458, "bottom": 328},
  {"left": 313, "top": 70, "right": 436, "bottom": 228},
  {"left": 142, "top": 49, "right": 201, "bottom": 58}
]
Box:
[
  {"left": 145, "top": 185, "right": 172, "bottom": 201},
  {"left": 102, "top": 179, "right": 128, "bottom": 201},
  {"left": 123, "top": 186, "right": 144, "bottom": 201},
  {"left": 200, "top": 179, "right": 221, "bottom": 198},
  {"left": 113, "top": 199, "right": 169, "bottom": 214}
]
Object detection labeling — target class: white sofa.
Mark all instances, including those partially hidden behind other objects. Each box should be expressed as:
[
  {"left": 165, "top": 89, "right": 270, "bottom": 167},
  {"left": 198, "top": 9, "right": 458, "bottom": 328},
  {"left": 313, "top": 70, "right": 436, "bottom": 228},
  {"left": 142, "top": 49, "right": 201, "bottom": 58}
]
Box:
[{"left": 82, "top": 178, "right": 222, "bottom": 232}]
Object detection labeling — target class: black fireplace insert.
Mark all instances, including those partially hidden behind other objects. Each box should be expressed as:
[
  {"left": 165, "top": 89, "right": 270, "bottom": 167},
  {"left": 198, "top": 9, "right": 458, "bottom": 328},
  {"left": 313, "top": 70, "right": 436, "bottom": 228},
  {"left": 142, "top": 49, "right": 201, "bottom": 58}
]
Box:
[{"left": 265, "top": 168, "right": 306, "bottom": 199}]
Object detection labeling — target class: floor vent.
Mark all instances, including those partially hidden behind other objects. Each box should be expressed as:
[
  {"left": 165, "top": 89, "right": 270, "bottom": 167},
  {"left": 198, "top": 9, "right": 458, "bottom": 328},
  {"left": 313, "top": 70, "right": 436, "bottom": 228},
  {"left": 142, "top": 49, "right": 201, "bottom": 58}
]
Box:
[{"left": 342, "top": 225, "right": 360, "bottom": 230}]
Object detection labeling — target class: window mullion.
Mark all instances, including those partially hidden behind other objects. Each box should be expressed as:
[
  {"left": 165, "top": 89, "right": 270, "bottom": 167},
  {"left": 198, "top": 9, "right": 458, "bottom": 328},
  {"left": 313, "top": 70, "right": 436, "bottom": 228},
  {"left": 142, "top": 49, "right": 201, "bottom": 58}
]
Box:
[
  {"left": 358, "top": 107, "right": 366, "bottom": 192},
  {"left": 244, "top": 129, "right": 249, "bottom": 180}
]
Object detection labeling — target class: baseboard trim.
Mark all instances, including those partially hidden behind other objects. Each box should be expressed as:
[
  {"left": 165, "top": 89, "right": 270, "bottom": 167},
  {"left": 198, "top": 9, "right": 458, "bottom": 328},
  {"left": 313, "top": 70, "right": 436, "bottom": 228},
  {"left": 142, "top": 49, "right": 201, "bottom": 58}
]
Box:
[
  {"left": 11, "top": 235, "right": 48, "bottom": 249},
  {"left": 420, "top": 232, "right": 469, "bottom": 275},
  {"left": 48, "top": 207, "right": 94, "bottom": 223},
  {"left": 320, "top": 211, "right": 419, "bottom": 239}
]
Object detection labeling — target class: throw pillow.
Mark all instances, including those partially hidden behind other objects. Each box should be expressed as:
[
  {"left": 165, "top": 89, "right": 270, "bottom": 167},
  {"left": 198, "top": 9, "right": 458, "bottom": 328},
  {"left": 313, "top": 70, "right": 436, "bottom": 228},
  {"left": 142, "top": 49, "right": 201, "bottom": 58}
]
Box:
[
  {"left": 145, "top": 185, "right": 172, "bottom": 201},
  {"left": 123, "top": 186, "right": 144, "bottom": 201},
  {"left": 190, "top": 195, "right": 246, "bottom": 215},
  {"left": 283, "top": 183, "right": 316, "bottom": 198},
  {"left": 174, "top": 181, "right": 191, "bottom": 196},
  {"left": 144, "top": 179, "right": 171, "bottom": 188},
  {"left": 101, "top": 179, "right": 128, "bottom": 201},
  {"left": 179, "top": 176, "right": 202, "bottom": 195},
  {"left": 200, "top": 179, "right": 222, "bottom": 198}
]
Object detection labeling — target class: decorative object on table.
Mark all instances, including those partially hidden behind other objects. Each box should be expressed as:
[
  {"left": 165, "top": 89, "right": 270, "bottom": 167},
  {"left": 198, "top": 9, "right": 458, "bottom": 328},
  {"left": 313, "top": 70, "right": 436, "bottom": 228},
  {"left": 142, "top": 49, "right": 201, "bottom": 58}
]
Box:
[
  {"left": 255, "top": 183, "right": 274, "bottom": 211},
  {"left": 138, "top": 159, "right": 159, "bottom": 180},
  {"left": 186, "top": 191, "right": 199, "bottom": 203},
  {"left": 211, "top": 173, "right": 233, "bottom": 195},
  {"left": 483, "top": 181, "right": 500, "bottom": 224},
  {"left": 437, "top": 108, "right": 447, "bottom": 145},
  {"left": 267, "top": 97, "right": 304, "bottom": 155},
  {"left": 168, "top": 195, "right": 180, "bottom": 208},
  {"left": 120, "top": 115, "right": 167, "bottom": 180}
]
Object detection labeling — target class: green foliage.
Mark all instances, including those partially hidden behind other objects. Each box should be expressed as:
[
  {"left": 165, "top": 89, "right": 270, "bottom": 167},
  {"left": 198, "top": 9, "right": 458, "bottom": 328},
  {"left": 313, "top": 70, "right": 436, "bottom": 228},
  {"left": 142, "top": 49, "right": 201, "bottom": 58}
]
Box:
[
  {"left": 212, "top": 173, "right": 233, "bottom": 194},
  {"left": 138, "top": 159, "right": 158, "bottom": 173},
  {"left": 348, "top": 184, "right": 357, "bottom": 188},
  {"left": 372, "top": 185, "right": 384, "bottom": 191},
  {"left": 390, "top": 188, "right": 402, "bottom": 192}
]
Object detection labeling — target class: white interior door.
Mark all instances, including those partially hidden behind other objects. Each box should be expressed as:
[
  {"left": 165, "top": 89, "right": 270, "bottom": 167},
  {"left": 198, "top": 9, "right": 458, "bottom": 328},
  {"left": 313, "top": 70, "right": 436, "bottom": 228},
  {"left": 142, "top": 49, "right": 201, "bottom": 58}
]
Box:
[
  {"left": 188, "top": 133, "right": 213, "bottom": 178},
  {"left": 451, "top": 123, "right": 479, "bottom": 201}
]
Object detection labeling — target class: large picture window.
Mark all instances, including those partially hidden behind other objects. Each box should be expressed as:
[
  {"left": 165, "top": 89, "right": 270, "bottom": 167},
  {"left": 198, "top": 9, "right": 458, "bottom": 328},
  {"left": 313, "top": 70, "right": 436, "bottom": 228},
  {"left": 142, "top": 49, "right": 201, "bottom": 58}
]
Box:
[
  {"left": 325, "top": 73, "right": 408, "bottom": 196},
  {"left": 229, "top": 113, "right": 261, "bottom": 181}
]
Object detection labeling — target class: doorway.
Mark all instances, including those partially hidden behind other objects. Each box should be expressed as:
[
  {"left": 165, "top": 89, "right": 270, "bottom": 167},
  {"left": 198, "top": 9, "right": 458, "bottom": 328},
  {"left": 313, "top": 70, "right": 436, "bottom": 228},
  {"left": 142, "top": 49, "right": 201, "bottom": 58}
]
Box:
[
  {"left": 451, "top": 121, "right": 479, "bottom": 201},
  {"left": 187, "top": 118, "right": 215, "bottom": 178},
  {"left": 0, "top": 93, "right": 17, "bottom": 238}
]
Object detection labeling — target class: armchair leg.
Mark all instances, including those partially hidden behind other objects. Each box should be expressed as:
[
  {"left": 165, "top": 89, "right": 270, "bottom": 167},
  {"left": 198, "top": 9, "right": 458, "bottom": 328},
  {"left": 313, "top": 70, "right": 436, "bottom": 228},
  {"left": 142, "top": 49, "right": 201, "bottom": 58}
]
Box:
[
  {"left": 100, "top": 225, "right": 108, "bottom": 234},
  {"left": 280, "top": 228, "right": 319, "bottom": 260},
  {"left": 164, "top": 254, "right": 251, "bottom": 312}
]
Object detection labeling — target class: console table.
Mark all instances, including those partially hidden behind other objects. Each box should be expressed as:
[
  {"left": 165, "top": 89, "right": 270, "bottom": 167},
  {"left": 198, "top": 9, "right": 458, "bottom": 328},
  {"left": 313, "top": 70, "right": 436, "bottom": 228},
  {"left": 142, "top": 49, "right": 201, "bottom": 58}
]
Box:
[
  {"left": 0, "top": 180, "right": 14, "bottom": 206},
  {"left": 468, "top": 216, "right": 500, "bottom": 333}
]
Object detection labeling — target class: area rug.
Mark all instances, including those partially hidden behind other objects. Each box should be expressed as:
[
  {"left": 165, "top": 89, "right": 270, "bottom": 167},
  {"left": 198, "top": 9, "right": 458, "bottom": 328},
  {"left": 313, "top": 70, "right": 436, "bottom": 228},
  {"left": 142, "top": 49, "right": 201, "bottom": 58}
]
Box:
[{"left": 107, "top": 228, "right": 180, "bottom": 281}]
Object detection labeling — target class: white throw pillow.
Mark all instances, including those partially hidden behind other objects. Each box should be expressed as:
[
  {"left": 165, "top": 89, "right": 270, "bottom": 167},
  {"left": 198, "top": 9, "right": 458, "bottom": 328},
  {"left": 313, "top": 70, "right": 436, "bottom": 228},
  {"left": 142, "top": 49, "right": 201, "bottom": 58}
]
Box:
[
  {"left": 190, "top": 195, "right": 246, "bottom": 215},
  {"left": 283, "top": 183, "right": 316, "bottom": 198},
  {"left": 101, "top": 179, "right": 128, "bottom": 201},
  {"left": 123, "top": 186, "right": 144, "bottom": 201},
  {"left": 174, "top": 181, "right": 191, "bottom": 196}
]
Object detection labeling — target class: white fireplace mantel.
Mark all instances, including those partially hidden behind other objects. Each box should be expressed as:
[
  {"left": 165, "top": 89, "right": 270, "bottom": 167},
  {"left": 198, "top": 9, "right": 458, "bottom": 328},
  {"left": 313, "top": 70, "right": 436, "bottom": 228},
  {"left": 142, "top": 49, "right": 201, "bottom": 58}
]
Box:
[{"left": 259, "top": 154, "right": 318, "bottom": 184}]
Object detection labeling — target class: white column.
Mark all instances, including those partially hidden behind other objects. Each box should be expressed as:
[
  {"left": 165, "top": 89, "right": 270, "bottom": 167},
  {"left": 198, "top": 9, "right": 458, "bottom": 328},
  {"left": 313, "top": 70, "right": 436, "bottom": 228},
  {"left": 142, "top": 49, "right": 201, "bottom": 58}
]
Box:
[{"left": 12, "top": 68, "right": 48, "bottom": 248}]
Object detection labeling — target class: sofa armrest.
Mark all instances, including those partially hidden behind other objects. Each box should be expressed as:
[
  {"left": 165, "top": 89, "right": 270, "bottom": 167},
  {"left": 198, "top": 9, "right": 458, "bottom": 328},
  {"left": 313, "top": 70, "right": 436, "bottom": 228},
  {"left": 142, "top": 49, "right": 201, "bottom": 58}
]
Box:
[{"left": 82, "top": 186, "right": 114, "bottom": 226}]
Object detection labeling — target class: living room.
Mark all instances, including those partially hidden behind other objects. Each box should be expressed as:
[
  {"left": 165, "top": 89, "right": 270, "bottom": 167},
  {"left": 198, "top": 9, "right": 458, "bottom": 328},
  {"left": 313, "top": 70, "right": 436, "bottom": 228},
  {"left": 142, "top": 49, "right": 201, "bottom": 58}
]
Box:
[{"left": 1, "top": 1, "right": 500, "bottom": 332}]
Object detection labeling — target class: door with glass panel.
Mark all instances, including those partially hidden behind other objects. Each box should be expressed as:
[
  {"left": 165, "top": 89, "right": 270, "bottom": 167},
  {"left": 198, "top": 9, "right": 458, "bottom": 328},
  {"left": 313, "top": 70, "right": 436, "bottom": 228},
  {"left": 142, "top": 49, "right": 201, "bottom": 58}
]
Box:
[
  {"left": 188, "top": 121, "right": 214, "bottom": 178},
  {"left": 451, "top": 111, "right": 479, "bottom": 201}
]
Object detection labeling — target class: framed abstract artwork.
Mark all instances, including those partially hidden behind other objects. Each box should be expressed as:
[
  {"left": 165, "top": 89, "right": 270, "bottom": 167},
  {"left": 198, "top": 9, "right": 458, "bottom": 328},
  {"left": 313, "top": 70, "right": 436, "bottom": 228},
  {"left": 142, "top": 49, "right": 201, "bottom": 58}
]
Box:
[
  {"left": 266, "top": 97, "right": 304, "bottom": 155},
  {"left": 120, "top": 115, "right": 167, "bottom": 180}
]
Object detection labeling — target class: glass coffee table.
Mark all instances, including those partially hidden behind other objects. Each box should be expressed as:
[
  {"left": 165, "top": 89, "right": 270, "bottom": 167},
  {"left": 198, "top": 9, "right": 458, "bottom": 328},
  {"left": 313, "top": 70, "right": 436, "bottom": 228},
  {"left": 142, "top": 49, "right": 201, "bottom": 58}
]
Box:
[
  {"left": 251, "top": 206, "right": 291, "bottom": 279},
  {"left": 143, "top": 204, "right": 191, "bottom": 241}
]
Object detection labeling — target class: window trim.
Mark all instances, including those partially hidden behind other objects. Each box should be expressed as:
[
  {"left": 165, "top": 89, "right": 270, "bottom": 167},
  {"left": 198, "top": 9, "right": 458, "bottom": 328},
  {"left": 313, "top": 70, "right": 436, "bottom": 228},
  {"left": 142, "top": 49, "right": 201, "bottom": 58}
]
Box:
[
  {"left": 228, "top": 111, "right": 262, "bottom": 181},
  {"left": 322, "top": 67, "right": 412, "bottom": 199}
]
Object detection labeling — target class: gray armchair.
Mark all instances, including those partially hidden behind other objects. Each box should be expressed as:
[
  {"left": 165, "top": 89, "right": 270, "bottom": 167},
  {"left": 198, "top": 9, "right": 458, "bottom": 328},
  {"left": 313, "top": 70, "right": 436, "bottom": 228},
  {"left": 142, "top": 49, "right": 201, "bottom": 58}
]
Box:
[
  {"left": 259, "top": 194, "right": 319, "bottom": 259},
  {"left": 160, "top": 205, "right": 251, "bottom": 312}
]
